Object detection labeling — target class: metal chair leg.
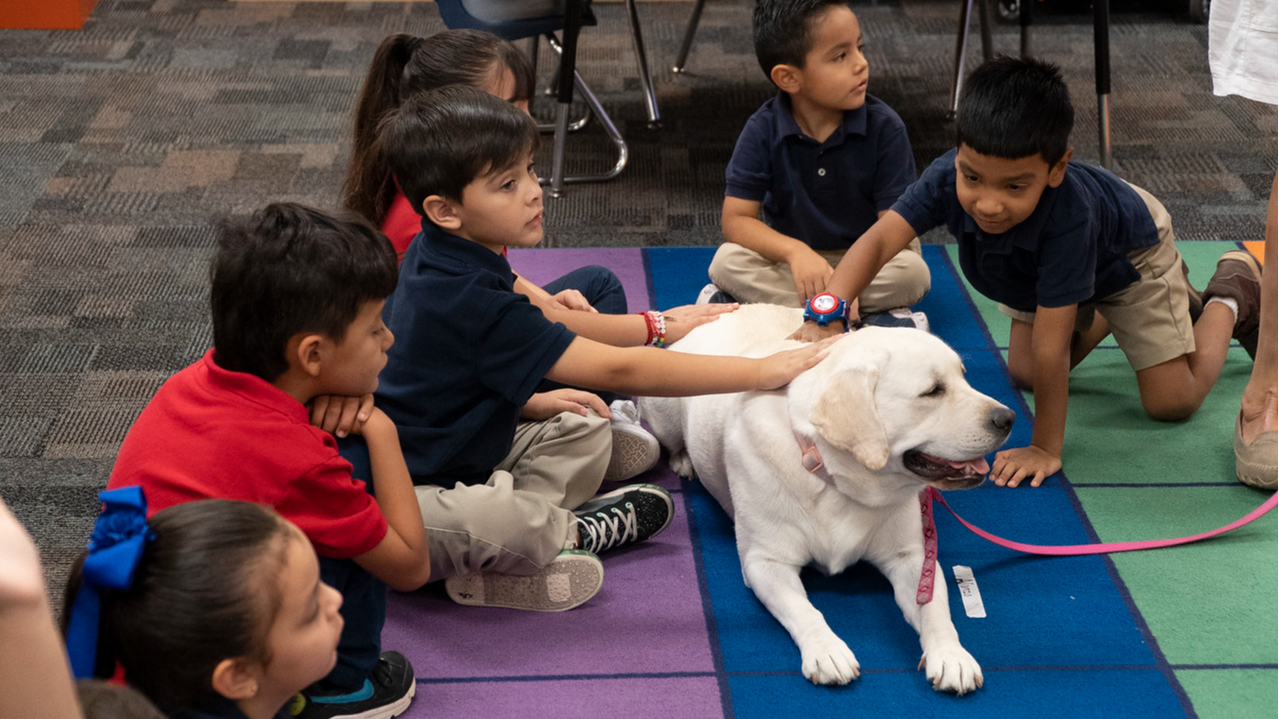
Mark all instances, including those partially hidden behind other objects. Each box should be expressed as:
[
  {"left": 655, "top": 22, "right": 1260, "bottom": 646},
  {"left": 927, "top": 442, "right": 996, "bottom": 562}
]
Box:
[
  {"left": 949, "top": 0, "right": 975, "bottom": 118},
  {"left": 537, "top": 33, "right": 589, "bottom": 134},
  {"left": 543, "top": 35, "right": 628, "bottom": 191},
  {"left": 624, "top": 0, "right": 660, "bottom": 125},
  {"left": 672, "top": 0, "right": 708, "bottom": 73}
]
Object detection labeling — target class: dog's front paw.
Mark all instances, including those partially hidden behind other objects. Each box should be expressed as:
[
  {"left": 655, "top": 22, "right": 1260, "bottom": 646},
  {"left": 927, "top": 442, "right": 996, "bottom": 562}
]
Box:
[
  {"left": 919, "top": 645, "right": 983, "bottom": 695},
  {"left": 668, "top": 449, "right": 697, "bottom": 479},
  {"left": 800, "top": 635, "right": 860, "bottom": 685}
]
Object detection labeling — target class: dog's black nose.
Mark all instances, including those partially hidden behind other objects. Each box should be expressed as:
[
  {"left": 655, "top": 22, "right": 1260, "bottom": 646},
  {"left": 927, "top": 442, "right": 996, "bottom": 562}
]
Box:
[{"left": 989, "top": 406, "right": 1015, "bottom": 433}]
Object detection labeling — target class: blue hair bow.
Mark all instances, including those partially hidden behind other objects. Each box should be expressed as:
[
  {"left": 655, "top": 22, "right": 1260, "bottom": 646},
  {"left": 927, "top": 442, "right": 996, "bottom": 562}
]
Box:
[{"left": 66, "top": 486, "right": 155, "bottom": 679}]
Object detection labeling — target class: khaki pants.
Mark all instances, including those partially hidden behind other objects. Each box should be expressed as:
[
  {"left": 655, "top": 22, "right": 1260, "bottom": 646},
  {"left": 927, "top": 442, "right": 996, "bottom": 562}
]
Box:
[
  {"left": 707, "top": 238, "right": 931, "bottom": 310},
  {"left": 416, "top": 410, "right": 610, "bottom": 581},
  {"left": 999, "top": 184, "right": 1200, "bottom": 371}
]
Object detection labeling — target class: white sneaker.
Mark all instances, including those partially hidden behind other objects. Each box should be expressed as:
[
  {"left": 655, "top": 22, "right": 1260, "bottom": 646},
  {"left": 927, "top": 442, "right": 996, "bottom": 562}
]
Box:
[
  {"left": 444, "top": 550, "right": 603, "bottom": 612},
  {"left": 605, "top": 399, "right": 661, "bottom": 482},
  {"left": 695, "top": 283, "right": 721, "bottom": 305}
]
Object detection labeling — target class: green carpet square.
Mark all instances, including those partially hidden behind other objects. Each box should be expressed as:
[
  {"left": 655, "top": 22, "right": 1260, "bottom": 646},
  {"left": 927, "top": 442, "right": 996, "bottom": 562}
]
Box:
[
  {"left": 1176, "top": 668, "right": 1279, "bottom": 719},
  {"left": 1075, "top": 486, "right": 1278, "bottom": 665}
]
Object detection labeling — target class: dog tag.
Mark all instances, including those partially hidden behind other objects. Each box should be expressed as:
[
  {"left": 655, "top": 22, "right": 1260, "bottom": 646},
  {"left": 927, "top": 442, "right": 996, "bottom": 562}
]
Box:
[{"left": 951, "top": 565, "right": 987, "bottom": 618}]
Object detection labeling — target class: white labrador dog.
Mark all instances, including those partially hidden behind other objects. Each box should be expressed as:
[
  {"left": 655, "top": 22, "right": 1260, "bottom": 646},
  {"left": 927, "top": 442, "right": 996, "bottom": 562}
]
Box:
[{"left": 641, "top": 304, "right": 1014, "bottom": 693}]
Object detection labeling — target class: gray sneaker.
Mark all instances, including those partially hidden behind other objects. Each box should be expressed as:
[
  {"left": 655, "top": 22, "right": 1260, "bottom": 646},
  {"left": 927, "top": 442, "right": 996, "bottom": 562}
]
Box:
[
  {"left": 444, "top": 550, "right": 604, "bottom": 612},
  {"left": 605, "top": 399, "right": 661, "bottom": 482},
  {"left": 575, "top": 484, "right": 673, "bottom": 555}
]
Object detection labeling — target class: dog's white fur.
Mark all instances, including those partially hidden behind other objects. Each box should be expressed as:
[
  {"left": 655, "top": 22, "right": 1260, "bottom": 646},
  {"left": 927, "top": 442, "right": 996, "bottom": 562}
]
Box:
[{"left": 641, "top": 305, "right": 1013, "bottom": 693}]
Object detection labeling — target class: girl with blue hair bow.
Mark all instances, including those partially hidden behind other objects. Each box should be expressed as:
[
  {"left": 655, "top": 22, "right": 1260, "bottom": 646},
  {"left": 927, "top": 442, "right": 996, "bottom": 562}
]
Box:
[{"left": 61, "top": 487, "right": 345, "bottom": 719}]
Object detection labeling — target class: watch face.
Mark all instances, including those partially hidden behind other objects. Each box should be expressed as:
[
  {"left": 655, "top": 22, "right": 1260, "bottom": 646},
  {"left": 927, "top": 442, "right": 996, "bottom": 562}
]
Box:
[{"left": 812, "top": 293, "right": 837, "bottom": 313}]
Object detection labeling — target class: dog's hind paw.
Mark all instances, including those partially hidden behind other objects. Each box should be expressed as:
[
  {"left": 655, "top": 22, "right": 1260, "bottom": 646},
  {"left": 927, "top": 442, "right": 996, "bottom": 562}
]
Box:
[
  {"left": 920, "top": 646, "right": 983, "bottom": 695},
  {"left": 801, "top": 638, "right": 860, "bottom": 685},
  {"left": 668, "top": 449, "right": 697, "bottom": 479}
]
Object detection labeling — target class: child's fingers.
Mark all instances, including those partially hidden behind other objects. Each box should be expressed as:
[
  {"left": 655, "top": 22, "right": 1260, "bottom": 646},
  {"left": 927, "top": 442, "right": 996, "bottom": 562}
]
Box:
[
  {"left": 334, "top": 398, "right": 361, "bottom": 438},
  {"left": 309, "top": 395, "right": 331, "bottom": 428},
  {"left": 357, "top": 394, "right": 375, "bottom": 422}
]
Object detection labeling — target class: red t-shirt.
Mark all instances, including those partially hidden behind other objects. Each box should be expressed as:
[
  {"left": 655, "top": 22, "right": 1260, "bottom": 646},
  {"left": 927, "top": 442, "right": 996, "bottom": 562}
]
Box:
[
  {"left": 381, "top": 193, "right": 421, "bottom": 261},
  {"left": 382, "top": 190, "right": 506, "bottom": 263},
  {"left": 106, "top": 350, "right": 388, "bottom": 559}
]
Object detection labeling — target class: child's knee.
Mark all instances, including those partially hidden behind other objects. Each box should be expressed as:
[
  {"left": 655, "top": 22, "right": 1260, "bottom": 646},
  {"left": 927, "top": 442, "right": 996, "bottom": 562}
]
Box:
[{"left": 1141, "top": 396, "right": 1199, "bottom": 423}]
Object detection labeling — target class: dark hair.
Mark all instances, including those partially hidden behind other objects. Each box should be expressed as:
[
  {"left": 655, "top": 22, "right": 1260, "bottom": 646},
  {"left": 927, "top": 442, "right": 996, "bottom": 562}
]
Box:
[
  {"left": 954, "top": 55, "right": 1074, "bottom": 166},
  {"left": 378, "top": 84, "right": 540, "bottom": 212},
  {"left": 63, "top": 501, "right": 294, "bottom": 714},
  {"left": 210, "top": 202, "right": 398, "bottom": 381},
  {"left": 752, "top": 0, "right": 852, "bottom": 81},
  {"left": 343, "top": 30, "right": 536, "bottom": 226}
]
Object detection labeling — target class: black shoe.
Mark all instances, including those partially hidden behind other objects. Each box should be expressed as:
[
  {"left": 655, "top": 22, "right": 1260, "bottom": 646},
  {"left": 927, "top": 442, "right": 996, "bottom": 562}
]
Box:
[
  {"left": 695, "top": 283, "right": 738, "bottom": 305},
  {"left": 575, "top": 484, "right": 673, "bottom": 554},
  {"left": 293, "top": 651, "right": 415, "bottom": 719}
]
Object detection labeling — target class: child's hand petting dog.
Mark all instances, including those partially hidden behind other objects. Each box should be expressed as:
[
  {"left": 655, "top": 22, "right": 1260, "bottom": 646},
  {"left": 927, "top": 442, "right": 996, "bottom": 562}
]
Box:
[
  {"left": 521, "top": 388, "right": 610, "bottom": 421},
  {"left": 663, "top": 302, "right": 739, "bottom": 343},
  {"left": 309, "top": 393, "right": 375, "bottom": 438},
  {"left": 990, "top": 444, "right": 1060, "bottom": 487},
  {"left": 755, "top": 336, "right": 839, "bottom": 390}
]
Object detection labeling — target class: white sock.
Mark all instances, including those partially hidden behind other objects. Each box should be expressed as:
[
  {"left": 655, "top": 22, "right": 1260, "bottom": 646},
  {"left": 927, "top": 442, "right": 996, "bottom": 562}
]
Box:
[{"left": 1206, "top": 296, "right": 1239, "bottom": 323}]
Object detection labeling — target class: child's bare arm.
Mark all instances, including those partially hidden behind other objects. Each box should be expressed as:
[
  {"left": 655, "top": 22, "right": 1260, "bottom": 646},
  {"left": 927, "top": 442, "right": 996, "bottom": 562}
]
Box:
[
  {"left": 544, "top": 335, "right": 836, "bottom": 397},
  {"left": 0, "top": 498, "right": 84, "bottom": 719},
  {"left": 991, "top": 305, "right": 1075, "bottom": 488},
  {"left": 792, "top": 211, "right": 918, "bottom": 343},
  {"left": 723, "top": 196, "right": 832, "bottom": 303},
  {"left": 350, "top": 409, "right": 431, "bottom": 591}
]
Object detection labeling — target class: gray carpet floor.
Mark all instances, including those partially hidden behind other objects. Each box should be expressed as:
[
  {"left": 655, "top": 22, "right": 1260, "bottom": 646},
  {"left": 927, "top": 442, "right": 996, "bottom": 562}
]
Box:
[{"left": 0, "top": 0, "right": 1275, "bottom": 604}]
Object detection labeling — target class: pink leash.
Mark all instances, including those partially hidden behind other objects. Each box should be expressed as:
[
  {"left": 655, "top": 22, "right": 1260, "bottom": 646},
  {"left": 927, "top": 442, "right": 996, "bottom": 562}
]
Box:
[
  {"left": 794, "top": 433, "right": 1278, "bottom": 605},
  {"left": 923, "top": 485, "right": 1278, "bottom": 556}
]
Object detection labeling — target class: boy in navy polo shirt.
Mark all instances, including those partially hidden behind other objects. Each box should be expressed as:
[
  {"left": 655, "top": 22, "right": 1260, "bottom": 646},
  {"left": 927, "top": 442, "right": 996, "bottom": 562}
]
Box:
[
  {"left": 800, "top": 56, "right": 1263, "bottom": 490},
  {"left": 371, "top": 85, "right": 831, "bottom": 612},
  {"left": 703, "top": 0, "right": 929, "bottom": 322},
  {"left": 107, "top": 204, "right": 428, "bottom": 719}
]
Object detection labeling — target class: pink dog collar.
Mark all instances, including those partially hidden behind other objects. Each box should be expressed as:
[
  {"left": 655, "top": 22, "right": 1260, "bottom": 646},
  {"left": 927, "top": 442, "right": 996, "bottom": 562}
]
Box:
[{"left": 794, "top": 434, "right": 938, "bottom": 605}]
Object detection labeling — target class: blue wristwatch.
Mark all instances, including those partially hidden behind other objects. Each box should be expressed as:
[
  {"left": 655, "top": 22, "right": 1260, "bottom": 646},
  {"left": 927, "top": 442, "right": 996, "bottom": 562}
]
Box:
[{"left": 803, "top": 292, "right": 850, "bottom": 330}]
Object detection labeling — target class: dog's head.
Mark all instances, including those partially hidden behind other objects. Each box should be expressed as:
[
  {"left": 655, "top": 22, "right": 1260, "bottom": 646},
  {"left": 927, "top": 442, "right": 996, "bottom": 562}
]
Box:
[{"left": 789, "top": 327, "right": 1014, "bottom": 493}]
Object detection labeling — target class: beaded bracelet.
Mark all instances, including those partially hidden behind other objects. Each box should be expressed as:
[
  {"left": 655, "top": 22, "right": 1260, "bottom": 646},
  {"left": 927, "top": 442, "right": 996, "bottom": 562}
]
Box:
[{"left": 637, "top": 310, "right": 667, "bottom": 348}]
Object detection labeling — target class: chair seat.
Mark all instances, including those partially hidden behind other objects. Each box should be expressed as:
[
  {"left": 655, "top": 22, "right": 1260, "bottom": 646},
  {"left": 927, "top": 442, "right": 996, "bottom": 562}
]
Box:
[{"left": 440, "top": 0, "right": 597, "bottom": 40}]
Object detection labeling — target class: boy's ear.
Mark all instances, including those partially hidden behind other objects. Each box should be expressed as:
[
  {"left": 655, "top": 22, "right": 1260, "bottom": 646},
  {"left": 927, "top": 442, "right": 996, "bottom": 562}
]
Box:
[
  {"left": 288, "top": 332, "right": 327, "bottom": 378},
  {"left": 770, "top": 64, "right": 802, "bottom": 94},
  {"left": 210, "top": 657, "right": 261, "bottom": 701},
  {"left": 1047, "top": 148, "right": 1073, "bottom": 188},
  {"left": 422, "top": 195, "right": 462, "bottom": 231}
]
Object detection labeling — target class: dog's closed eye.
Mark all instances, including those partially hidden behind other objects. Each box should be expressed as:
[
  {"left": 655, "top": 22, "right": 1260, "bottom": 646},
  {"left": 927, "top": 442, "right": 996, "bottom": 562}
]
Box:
[{"left": 921, "top": 382, "right": 946, "bottom": 398}]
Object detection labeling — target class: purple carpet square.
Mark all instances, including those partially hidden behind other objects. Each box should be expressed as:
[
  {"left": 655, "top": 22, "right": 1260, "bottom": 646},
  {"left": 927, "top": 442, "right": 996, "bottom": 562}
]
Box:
[
  {"left": 401, "top": 675, "right": 724, "bottom": 718},
  {"left": 506, "top": 247, "right": 651, "bottom": 313},
  {"left": 384, "top": 479, "right": 713, "bottom": 680}
]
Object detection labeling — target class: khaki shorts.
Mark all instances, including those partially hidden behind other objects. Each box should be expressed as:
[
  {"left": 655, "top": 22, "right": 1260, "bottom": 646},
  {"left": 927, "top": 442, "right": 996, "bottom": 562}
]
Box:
[{"left": 999, "top": 184, "right": 1201, "bottom": 371}]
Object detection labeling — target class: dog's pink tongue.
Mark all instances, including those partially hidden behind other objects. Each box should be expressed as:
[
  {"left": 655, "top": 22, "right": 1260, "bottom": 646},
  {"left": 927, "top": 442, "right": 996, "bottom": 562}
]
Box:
[{"left": 947, "top": 457, "right": 991, "bottom": 474}]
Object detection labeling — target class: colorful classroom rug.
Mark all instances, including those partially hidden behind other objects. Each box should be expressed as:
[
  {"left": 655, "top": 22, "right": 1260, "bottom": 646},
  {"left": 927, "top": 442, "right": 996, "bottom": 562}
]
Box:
[{"left": 382, "top": 243, "right": 1277, "bottom": 719}]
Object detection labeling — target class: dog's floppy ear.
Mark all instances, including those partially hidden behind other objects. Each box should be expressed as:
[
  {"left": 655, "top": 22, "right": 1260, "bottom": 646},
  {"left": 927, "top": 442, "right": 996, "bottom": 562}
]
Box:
[{"left": 810, "top": 358, "right": 889, "bottom": 470}]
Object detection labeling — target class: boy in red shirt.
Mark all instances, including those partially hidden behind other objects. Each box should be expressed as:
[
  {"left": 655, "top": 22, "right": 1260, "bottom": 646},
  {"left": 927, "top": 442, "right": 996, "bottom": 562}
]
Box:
[{"left": 106, "top": 203, "right": 427, "bottom": 719}]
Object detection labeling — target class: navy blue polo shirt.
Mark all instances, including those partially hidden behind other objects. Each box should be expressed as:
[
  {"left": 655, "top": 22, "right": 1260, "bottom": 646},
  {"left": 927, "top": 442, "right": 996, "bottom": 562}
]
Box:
[
  {"left": 725, "top": 92, "right": 916, "bottom": 252},
  {"left": 373, "top": 221, "right": 576, "bottom": 487},
  {"left": 891, "top": 149, "right": 1160, "bottom": 312}
]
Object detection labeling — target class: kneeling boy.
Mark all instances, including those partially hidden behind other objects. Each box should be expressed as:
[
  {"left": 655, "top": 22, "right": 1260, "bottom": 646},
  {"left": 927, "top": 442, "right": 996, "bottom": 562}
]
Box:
[{"left": 798, "top": 56, "right": 1261, "bottom": 490}]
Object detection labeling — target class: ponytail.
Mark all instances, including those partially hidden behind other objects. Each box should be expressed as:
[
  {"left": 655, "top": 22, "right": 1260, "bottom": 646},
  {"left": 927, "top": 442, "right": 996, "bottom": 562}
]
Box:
[
  {"left": 344, "top": 33, "right": 423, "bottom": 225},
  {"left": 343, "top": 30, "right": 537, "bottom": 226}
]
